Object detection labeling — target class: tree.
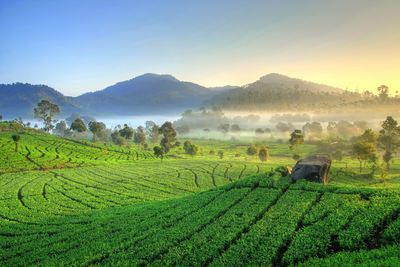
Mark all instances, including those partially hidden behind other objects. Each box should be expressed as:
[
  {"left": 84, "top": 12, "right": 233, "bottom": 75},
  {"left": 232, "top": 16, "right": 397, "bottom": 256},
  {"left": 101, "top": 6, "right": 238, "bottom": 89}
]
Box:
[
  {"left": 119, "top": 124, "right": 134, "bottom": 140},
  {"left": 149, "top": 124, "right": 160, "bottom": 143},
  {"left": 134, "top": 126, "right": 146, "bottom": 145},
  {"left": 247, "top": 145, "right": 258, "bottom": 156},
  {"left": 218, "top": 123, "right": 230, "bottom": 134},
  {"left": 258, "top": 147, "right": 269, "bottom": 162},
  {"left": 33, "top": 100, "right": 60, "bottom": 132},
  {"left": 377, "top": 85, "right": 389, "bottom": 101},
  {"left": 153, "top": 146, "right": 165, "bottom": 161},
  {"left": 276, "top": 122, "right": 294, "bottom": 133},
  {"left": 70, "top": 118, "right": 87, "bottom": 133},
  {"left": 54, "top": 121, "right": 68, "bottom": 136},
  {"left": 111, "top": 131, "right": 126, "bottom": 146},
  {"left": 255, "top": 128, "right": 265, "bottom": 135},
  {"left": 289, "top": 129, "right": 304, "bottom": 151},
  {"left": 352, "top": 141, "right": 377, "bottom": 173},
  {"left": 378, "top": 116, "right": 400, "bottom": 170},
  {"left": 302, "top": 122, "right": 323, "bottom": 140},
  {"left": 11, "top": 134, "right": 20, "bottom": 152},
  {"left": 0, "top": 115, "right": 2, "bottom": 121},
  {"left": 218, "top": 150, "right": 224, "bottom": 159},
  {"left": 183, "top": 140, "right": 198, "bottom": 156},
  {"left": 327, "top": 121, "right": 338, "bottom": 136},
  {"left": 159, "top": 122, "right": 177, "bottom": 153},
  {"left": 231, "top": 124, "right": 241, "bottom": 132},
  {"left": 88, "top": 121, "right": 106, "bottom": 142},
  {"left": 351, "top": 129, "right": 378, "bottom": 172}
]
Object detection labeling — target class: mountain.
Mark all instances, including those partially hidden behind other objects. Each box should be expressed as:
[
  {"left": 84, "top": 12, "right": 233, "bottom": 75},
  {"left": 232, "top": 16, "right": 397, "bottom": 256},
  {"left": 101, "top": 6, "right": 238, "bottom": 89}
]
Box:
[
  {"left": 74, "top": 73, "right": 219, "bottom": 116},
  {"left": 257, "top": 73, "right": 343, "bottom": 93},
  {"left": 0, "top": 83, "right": 79, "bottom": 119},
  {"left": 0, "top": 74, "right": 227, "bottom": 119},
  {"left": 208, "top": 73, "right": 362, "bottom": 111},
  {"left": 3, "top": 73, "right": 390, "bottom": 119}
]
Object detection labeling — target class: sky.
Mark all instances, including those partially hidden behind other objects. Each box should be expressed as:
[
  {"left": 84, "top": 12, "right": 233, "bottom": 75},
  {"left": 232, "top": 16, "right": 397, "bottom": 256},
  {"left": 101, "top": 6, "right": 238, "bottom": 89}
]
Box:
[{"left": 0, "top": 0, "right": 399, "bottom": 96}]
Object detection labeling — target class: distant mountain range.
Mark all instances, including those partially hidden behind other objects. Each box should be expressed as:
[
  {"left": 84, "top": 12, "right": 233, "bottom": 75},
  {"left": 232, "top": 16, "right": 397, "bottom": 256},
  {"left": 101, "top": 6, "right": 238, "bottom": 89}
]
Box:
[
  {"left": 74, "top": 73, "right": 222, "bottom": 116},
  {"left": 0, "top": 83, "right": 79, "bottom": 119},
  {"left": 0, "top": 73, "right": 386, "bottom": 119}
]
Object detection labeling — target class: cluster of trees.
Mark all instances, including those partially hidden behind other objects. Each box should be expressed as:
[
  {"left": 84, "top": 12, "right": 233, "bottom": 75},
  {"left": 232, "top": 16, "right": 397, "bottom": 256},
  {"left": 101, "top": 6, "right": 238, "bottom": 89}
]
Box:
[
  {"left": 212, "top": 82, "right": 400, "bottom": 112},
  {"left": 351, "top": 116, "right": 400, "bottom": 175},
  {"left": 246, "top": 144, "right": 269, "bottom": 162},
  {"left": 174, "top": 107, "right": 228, "bottom": 131},
  {"left": 217, "top": 123, "right": 241, "bottom": 134}
]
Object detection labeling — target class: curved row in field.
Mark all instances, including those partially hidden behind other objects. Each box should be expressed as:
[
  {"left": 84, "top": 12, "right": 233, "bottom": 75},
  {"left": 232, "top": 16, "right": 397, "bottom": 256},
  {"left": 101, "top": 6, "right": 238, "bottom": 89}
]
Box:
[
  {"left": 0, "top": 132, "right": 153, "bottom": 173},
  {"left": 0, "top": 160, "right": 271, "bottom": 224},
  {"left": 1, "top": 174, "right": 399, "bottom": 266}
]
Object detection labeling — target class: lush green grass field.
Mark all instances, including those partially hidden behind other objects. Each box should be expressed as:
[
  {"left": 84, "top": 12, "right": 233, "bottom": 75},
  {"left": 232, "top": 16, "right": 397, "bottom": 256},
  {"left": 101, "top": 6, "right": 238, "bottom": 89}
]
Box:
[{"left": 1, "top": 130, "right": 399, "bottom": 266}]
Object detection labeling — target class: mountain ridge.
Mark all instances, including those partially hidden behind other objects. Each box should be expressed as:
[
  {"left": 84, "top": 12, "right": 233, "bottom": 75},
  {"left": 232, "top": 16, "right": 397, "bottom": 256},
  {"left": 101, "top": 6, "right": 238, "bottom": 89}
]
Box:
[{"left": 0, "top": 73, "right": 362, "bottom": 119}]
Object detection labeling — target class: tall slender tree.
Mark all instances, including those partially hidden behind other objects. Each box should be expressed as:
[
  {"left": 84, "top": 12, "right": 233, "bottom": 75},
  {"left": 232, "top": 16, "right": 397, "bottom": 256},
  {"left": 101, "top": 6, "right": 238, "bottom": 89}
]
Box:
[
  {"left": 159, "top": 122, "right": 176, "bottom": 153},
  {"left": 378, "top": 116, "right": 400, "bottom": 170},
  {"left": 33, "top": 100, "right": 60, "bottom": 132}
]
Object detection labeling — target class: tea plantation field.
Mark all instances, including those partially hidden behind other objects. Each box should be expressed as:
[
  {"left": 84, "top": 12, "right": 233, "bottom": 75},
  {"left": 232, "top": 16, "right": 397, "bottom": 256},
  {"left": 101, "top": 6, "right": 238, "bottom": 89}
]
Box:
[{"left": 1, "top": 130, "right": 400, "bottom": 266}]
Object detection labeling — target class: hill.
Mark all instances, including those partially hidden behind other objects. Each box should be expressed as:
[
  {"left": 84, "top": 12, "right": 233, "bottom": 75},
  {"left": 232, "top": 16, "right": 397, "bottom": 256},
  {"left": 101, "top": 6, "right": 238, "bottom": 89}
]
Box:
[
  {"left": 208, "top": 73, "right": 368, "bottom": 111},
  {"left": 258, "top": 73, "right": 343, "bottom": 93},
  {"left": 0, "top": 83, "right": 79, "bottom": 119},
  {"left": 73, "top": 73, "right": 219, "bottom": 116},
  {"left": 0, "top": 74, "right": 223, "bottom": 119},
  {"left": 1, "top": 171, "right": 400, "bottom": 266},
  {"left": 3, "top": 73, "right": 399, "bottom": 118},
  {"left": 0, "top": 128, "right": 400, "bottom": 265}
]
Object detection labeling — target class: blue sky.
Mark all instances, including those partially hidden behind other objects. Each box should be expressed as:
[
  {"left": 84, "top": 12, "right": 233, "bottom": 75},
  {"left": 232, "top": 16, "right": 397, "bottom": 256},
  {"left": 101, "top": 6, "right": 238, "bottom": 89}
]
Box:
[{"left": 1, "top": 0, "right": 399, "bottom": 96}]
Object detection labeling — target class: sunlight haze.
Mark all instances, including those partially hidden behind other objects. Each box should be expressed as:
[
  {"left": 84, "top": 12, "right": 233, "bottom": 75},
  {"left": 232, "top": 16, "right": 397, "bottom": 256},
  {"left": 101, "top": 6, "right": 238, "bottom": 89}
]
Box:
[{"left": 1, "top": 0, "right": 399, "bottom": 95}]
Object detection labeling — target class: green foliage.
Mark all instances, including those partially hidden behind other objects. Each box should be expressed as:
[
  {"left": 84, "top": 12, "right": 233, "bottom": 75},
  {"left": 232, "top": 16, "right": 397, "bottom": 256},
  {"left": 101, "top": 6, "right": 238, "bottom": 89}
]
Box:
[
  {"left": 247, "top": 145, "right": 258, "bottom": 156},
  {"left": 119, "top": 124, "right": 134, "bottom": 140},
  {"left": 352, "top": 130, "right": 378, "bottom": 173},
  {"left": 33, "top": 100, "right": 60, "bottom": 132},
  {"left": 134, "top": 126, "right": 146, "bottom": 145},
  {"left": 289, "top": 129, "right": 304, "bottom": 149},
  {"left": 0, "top": 129, "right": 400, "bottom": 266},
  {"left": 54, "top": 120, "right": 68, "bottom": 136},
  {"left": 149, "top": 124, "right": 160, "bottom": 143},
  {"left": 11, "top": 134, "right": 20, "bottom": 152},
  {"left": 70, "top": 118, "right": 87, "bottom": 133},
  {"left": 88, "top": 121, "right": 106, "bottom": 142},
  {"left": 218, "top": 123, "right": 230, "bottom": 133},
  {"left": 378, "top": 116, "right": 400, "bottom": 170},
  {"left": 302, "top": 122, "right": 323, "bottom": 140},
  {"left": 377, "top": 85, "right": 389, "bottom": 101},
  {"left": 183, "top": 140, "right": 198, "bottom": 156},
  {"left": 111, "top": 131, "right": 126, "bottom": 146},
  {"left": 159, "top": 122, "right": 176, "bottom": 153},
  {"left": 218, "top": 150, "right": 224, "bottom": 159},
  {"left": 258, "top": 146, "right": 269, "bottom": 162},
  {"left": 153, "top": 145, "right": 165, "bottom": 160}
]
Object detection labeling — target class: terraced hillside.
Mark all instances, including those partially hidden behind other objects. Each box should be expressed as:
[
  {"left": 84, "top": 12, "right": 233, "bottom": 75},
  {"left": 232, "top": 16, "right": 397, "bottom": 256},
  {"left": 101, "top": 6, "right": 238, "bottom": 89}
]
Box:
[
  {"left": 1, "top": 129, "right": 400, "bottom": 266},
  {"left": 1, "top": 174, "right": 400, "bottom": 266},
  {"left": 0, "top": 160, "right": 271, "bottom": 223},
  {"left": 0, "top": 131, "right": 153, "bottom": 173}
]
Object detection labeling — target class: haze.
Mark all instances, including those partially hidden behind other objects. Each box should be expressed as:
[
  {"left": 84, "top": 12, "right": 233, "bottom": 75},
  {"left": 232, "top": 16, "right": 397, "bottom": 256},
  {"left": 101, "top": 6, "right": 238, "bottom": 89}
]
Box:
[{"left": 1, "top": 0, "right": 399, "bottom": 96}]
